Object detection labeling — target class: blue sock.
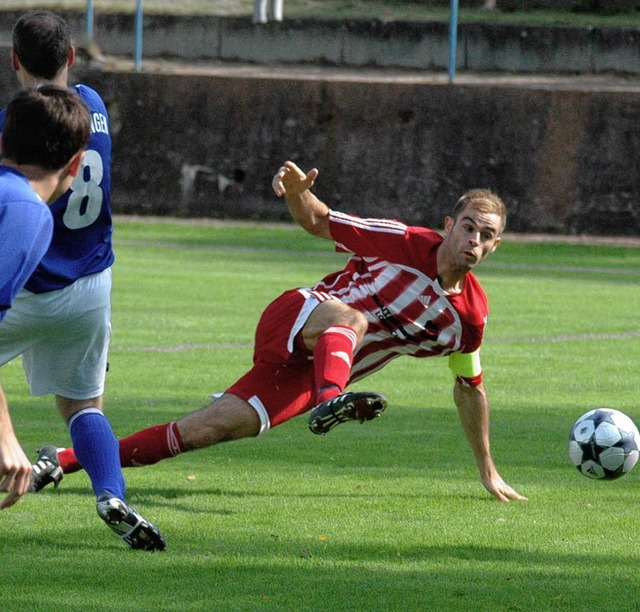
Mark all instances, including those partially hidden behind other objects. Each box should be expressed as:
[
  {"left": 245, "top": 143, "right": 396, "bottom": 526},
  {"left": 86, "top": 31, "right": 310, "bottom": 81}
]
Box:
[{"left": 68, "top": 408, "right": 126, "bottom": 501}]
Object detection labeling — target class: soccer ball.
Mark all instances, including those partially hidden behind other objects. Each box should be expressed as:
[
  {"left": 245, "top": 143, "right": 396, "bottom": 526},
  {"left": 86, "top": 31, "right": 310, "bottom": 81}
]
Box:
[{"left": 569, "top": 408, "right": 640, "bottom": 480}]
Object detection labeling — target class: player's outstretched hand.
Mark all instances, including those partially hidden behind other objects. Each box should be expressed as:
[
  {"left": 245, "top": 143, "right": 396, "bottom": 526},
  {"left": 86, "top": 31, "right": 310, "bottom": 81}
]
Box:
[
  {"left": 0, "top": 437, "right": 32, "bottom": 510},
  {"left": 272, "top": 161, "right": 319, "bottom": 197},
  {"left": 482, "top": 472, "right": 528, "bottom": 503}
]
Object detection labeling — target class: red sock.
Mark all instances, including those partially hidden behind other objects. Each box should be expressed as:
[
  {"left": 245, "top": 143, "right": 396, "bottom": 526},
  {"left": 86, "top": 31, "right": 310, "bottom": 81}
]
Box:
[
  {"left": 58, "top": 422, "right": 185, "bottom": 473},
  {"left": 314, "top": 325, "right": 358, "bottom": 404},
  {"left": 58, "top": 447, "right": 82, "bottom": 473},
  {"left": 118, "top": 422, "right": 185, "bottom": 467}
]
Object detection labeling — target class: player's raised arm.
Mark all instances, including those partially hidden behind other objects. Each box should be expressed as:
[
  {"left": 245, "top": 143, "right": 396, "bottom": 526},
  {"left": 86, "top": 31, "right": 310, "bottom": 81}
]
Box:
[{"left": 272, "top": 161, "right": 331, "bottom": 239}]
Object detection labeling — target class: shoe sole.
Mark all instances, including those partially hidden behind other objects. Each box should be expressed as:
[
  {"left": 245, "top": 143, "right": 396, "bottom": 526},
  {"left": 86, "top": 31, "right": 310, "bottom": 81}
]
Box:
[
  {"left": 97, "top": 496, "right": 167, "bottom": 551},
  {"left": 308, "top": 392, "right": 387, "bottom": 435}
]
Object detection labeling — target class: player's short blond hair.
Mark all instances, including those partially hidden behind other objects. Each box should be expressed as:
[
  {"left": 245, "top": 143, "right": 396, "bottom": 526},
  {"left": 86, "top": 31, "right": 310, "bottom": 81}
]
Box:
[{"left": 452, "top": 189, "right": 507, "bottom": 235}]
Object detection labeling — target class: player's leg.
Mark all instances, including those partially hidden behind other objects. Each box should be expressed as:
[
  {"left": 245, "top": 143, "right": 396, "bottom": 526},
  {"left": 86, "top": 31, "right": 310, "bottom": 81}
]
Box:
[
  {"left": 66, "top": 397, "right": 256, "bottom": 471},
  {"left": 45, "top": 420, "right": 186, "bottom": 473},
  {"left": 34, "top": 288, "right": 319, "bottom": 476},
  {"left": 25, "top": 270, "right": 117, "bottom": 495},
  {"left": 88, "top": 356, "right": 313, "bottom": 466},
  {"left": 301, "top": 299, "right": 387, "bottom": 435},
  {"left": 301, "top": 299, "right": 367, "bottom": 404},
  {"left": 56, "top": 396, "right": 122, "bottom": 496},
  {"left": 100, "top": 289, "right": 321, "bottom": 460},
  {"left": 26, "top": 271, "right": 165, "bottom": 550},
  {"left": 0, "top": 289, "right": 44, "bottom": 369},
  {"left": 31, "top": 289, "right": 381, "bottom": 482},
  {"left": 167, "top": 393, "right": 262, "bottom": 450},
  {"left": 35, "top": 393, "right": 260, "bottom": 475},
  {"left": 57, "top": 397, "right": 165, "bottom": 551}
]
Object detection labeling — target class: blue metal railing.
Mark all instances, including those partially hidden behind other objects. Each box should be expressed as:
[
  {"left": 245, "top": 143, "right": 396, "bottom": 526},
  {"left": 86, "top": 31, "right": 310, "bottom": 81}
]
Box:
[
  {"left": 83, "top": 1, "right": 458, "bottom": 79},
  {"left": 85, "top": 0, "right": 94, "bottom": 39},
  {"left": 448, "top": 0, "right": 459, "bottom": 83},
  {"left": 134, "top": 0, "right": 144, "bottom": 71},
  {"left": 85, "top": 0, "right": 144, "bottom": 71}
]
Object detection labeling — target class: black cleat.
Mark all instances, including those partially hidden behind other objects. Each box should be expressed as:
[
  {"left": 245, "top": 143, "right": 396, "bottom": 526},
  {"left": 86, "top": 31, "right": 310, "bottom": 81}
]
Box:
[
  {"left": 308, "top": 391, "right": 388, "bottom": 435},
  {"left": 96, "top": 493, "right": 166, "bottom": 551},
  {"left": 29, "top": 445, "right": 64, "bottom": 492}
]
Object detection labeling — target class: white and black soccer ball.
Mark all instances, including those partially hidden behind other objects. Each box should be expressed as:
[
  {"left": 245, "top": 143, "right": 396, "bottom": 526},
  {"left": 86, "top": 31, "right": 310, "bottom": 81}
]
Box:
[{"left": 569, "top": 408, "right": 640, "bottom": 480}]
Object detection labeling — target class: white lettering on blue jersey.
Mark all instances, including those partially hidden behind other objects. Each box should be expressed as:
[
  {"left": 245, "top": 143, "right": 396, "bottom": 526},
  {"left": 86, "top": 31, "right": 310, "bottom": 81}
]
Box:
[{"left": 90, "top": 112, "right": 109, "bottom": 135}]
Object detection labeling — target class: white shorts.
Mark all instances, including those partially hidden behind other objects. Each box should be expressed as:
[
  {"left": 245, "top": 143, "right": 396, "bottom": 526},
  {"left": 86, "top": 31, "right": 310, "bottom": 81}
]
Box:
[{"left": 0, "top": 268, "right": 112, "bottom": 399}]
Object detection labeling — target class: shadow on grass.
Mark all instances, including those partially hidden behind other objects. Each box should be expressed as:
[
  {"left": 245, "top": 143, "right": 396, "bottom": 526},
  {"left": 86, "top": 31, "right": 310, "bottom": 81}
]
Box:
[
  {"left": 3, "top": 533, "right": 638, "bottom": 610},
  {"left": 32, "top": 482, "right": 492, "bottom": 511}
]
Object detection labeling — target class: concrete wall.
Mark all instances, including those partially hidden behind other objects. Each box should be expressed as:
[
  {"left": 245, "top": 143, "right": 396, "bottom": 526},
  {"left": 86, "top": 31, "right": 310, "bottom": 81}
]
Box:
[
  {"left": 3, "top": 11, "right": 640, "bottom": 75},
  {"left": 1, "top": 13, "right": 639, "bottom": 235},
  {"left": 47, "top": 64, "right": 640, "bottom": 235}
]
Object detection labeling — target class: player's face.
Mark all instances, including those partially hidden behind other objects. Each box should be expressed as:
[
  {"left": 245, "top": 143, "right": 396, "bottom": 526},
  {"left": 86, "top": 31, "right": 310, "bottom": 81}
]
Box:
[{"left": 443, "top": 206, "right": 502, "bottom": 269}]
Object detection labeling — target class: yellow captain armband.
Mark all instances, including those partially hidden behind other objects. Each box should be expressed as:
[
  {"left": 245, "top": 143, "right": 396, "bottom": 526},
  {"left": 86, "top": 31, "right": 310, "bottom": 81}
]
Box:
[{"left": 448, "top": 349, "right": 483, "bottom": 387}]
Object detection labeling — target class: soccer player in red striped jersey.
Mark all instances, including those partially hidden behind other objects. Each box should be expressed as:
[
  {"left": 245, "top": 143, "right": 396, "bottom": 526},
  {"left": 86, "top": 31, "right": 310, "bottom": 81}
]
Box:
[{"left": 32, "top": 161, "right": 526, "bottom": 503}]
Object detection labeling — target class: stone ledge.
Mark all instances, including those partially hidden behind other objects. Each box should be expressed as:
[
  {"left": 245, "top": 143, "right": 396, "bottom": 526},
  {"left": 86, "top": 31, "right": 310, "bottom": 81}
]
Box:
[{"left": 2, "top": 10, "right": 640, "bottom": 75}]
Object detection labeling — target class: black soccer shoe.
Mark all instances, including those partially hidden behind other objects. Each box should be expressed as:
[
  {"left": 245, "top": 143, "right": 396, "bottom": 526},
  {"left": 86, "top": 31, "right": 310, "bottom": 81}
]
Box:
[
  {"left": 308, "top": 391, "right": 388, "bottom": 435},
  {"left": 96, "top": 493, "right": 167, "bottom": 551},
  {"left": 29, "top": 445, "right": 64, "bottom": 492}
]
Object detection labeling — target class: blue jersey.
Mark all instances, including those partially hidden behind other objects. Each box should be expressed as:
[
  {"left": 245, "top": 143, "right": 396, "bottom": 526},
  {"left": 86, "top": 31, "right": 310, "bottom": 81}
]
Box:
[
  {"left": 0, "top": 167, "right": 53, "bottom": 320},
  {"left": 0, "top": 84, "right": 114, "bottom": 293}
]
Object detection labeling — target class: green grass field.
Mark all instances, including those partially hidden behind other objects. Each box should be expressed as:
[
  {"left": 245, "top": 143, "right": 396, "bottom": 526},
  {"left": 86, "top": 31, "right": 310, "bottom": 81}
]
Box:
[{"left": 1, "top": 219, "right": 639, "bottom": 611}]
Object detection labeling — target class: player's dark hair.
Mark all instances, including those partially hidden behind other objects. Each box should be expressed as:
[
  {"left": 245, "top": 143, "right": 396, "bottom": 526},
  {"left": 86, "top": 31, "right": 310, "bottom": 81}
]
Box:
[
  {"left": 13, "top": 10, "right": 71, "bottom": 80},
  {"left": 2, "top": 85, "right": 91, "bottom": 171},
  {"left": 453, "top": 189, "right": 508, "bottom": 234}
]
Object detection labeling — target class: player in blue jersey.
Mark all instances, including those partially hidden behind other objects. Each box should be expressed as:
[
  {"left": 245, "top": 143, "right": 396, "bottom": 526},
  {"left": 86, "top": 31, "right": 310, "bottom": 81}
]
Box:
[
  {"left": 0, "top": 11, "right": 165, "bottom": 550},
  {"left": 0, "top": 86, "right": 89, "bottom": 509}
]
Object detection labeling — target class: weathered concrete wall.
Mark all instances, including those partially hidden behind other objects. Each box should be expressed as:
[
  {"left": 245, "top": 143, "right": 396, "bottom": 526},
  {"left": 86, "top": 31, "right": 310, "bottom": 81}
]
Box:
[
  {"left": 41, "top": 63, "right": 640, "bottom": 235},
  {"left": 1, "top": 12, "right": 639, "bottom": 235},
  {"left": 498, "top": 0, "right": 640, "bottom": 9},
  {"left": 395, "top": 0, "right": 640, "bottom": 7},
  {"left": 2, "top": 11, "right": 640, "bottom": 75}
]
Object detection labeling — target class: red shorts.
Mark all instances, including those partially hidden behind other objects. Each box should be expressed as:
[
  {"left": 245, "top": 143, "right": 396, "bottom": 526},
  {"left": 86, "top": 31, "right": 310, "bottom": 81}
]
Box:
[{"left": 226, "top": 288, "right": 337, "bottom": 430}]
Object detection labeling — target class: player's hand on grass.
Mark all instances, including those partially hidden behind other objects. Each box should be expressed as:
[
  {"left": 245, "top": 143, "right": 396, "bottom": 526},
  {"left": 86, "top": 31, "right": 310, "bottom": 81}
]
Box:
[
  {"left": 272, "top": 161, "right": 318, "bottom": 197},
  {"left": 482, "top": 472, "right": 528, "bottom": 503},
  {"left": 0, "top": 435, "right": 32, "bottom": 509}
]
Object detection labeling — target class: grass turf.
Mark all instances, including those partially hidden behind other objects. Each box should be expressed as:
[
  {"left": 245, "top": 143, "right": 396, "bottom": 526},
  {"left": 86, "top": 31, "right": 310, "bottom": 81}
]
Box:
[{"left": 1, "top": 219, "right": 638, "bottom": 611}]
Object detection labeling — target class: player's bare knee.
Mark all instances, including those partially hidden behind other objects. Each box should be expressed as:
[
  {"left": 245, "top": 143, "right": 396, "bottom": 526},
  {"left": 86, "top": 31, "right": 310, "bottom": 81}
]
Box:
[
  {"left": 345, "top": 308, "right": 368, "bottom": 341},
  {"left": 305, "top": 300, "right": 368, "bottom": 345},
  {"left": 331, "top": 303, "right": 368, "bottom": 341}
]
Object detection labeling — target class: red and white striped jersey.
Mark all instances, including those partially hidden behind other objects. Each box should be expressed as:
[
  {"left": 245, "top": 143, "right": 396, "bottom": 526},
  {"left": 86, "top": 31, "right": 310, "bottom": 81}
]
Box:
[{"left": 311, "top": 210, "right": 489, "bottom": 382}]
